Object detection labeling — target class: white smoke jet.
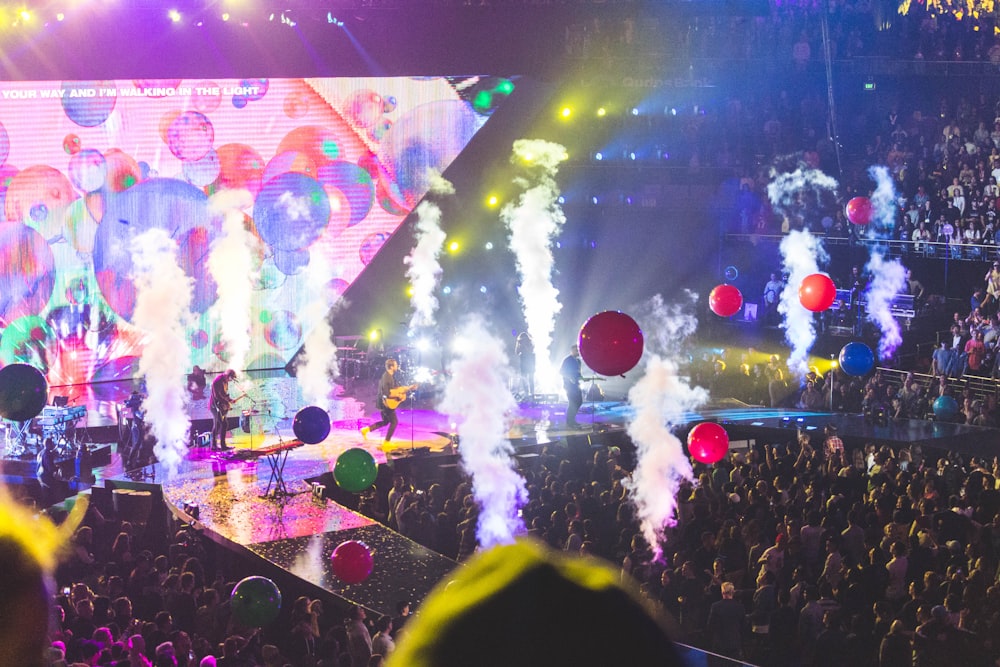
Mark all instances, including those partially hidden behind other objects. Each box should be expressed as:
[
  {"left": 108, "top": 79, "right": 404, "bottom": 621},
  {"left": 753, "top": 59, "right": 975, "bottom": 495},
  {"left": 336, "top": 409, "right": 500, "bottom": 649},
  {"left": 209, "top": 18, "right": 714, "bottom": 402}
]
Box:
[
  {"left": 631, "top": 291, "right": 700, "bottom": 357},
  {"left": 766, "top": 166, "right": 839, "bottom": 229},
  {"left": 439, "top": 316, "right": 527, "bottom": 549},
  {"left": 131, "top": 228, "right": 194, "bottom": 479},
  {"left": 405, "top": 171, "right": 454, "bottom": 330},
  {"left": 501, "top": 138, "right": 568, "bottom": 392},
  {"left": 625, "top": 294, "right": 707, "bottom": 560},
  {"left": 296, "top": 252, "right": 341, "bottom": 413},
  {"left": 207, "top": 189, "right": 257, "bottom": 373},
  {"left": 867, "top": 165, "right": 898, "bottom": 238},
  {"left": 778, "top": 230, "right": 829, "bottom": 377},
  {"left": 625, "top": 355, "right": 708, "bottom": 560},
  {"left": 864, "top": 252, "right": 906, "bottom": 359}
]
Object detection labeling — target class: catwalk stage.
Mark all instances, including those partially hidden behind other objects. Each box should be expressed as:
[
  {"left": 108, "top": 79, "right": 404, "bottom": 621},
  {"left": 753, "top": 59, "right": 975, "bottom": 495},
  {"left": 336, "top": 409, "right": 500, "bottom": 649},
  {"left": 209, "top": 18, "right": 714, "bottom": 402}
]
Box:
[{"left": 2, "top": 370, "right": 997, "bottom": 616}]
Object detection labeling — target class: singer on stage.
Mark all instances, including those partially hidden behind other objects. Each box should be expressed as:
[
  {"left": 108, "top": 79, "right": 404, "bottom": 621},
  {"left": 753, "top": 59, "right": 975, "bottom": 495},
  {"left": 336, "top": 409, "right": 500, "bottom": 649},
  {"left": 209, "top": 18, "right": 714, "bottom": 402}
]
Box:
[
  {"left": 361, "top": 358, "right": 418, "bottom": 450},
  {"left": 560, "top": 344, "right": 585, "bottom": 429},
  {"left": 210, "top": 369, "right": 238, "bottom": 451}
]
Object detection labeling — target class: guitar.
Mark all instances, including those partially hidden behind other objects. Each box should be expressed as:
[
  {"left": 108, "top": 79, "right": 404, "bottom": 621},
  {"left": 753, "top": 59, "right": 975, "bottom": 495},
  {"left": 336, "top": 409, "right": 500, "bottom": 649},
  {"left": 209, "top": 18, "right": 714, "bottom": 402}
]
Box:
[
  {"left": 383, "top": 384, "right": 419, "bottom": 410},
  {"left": 213, "top": 392, "right": 247, "bottom": 413}
]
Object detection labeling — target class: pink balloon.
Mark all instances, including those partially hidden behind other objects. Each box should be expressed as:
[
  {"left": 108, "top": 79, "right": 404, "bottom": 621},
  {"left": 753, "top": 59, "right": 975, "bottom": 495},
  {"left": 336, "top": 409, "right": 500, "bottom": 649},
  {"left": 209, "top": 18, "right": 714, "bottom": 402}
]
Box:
[
  {"left": 845, "top": 196, "right": 873, "bottom": 225},
  {"left": 687, "top": 422, "right": 729, "bottom": 464},
  {"left": 330, "top": 540, "right": 373, "bottom": 584}
]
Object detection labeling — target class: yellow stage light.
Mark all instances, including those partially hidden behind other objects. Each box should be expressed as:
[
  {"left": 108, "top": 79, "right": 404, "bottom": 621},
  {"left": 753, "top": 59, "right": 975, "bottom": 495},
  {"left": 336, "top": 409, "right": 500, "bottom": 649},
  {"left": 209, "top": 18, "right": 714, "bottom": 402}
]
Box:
[
  {"left": 448, "top": 241, "right": 460, "bottom": 253},
  {"left": 560, "top": 106, "right": 572, "bottom": 119}
]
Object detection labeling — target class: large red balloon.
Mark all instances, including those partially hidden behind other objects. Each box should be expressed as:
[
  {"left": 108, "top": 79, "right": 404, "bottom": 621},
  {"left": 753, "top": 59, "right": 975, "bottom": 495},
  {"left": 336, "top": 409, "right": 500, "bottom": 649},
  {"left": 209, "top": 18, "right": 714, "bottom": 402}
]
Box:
[
  {"left": 687, "top": 422, "right": 729, "bottom": 464},
  {"left": 798, "top": 273, "right": 836, "bottom": 312},
  {"left": 709, "top": 284, "right": 743, "bottom": 318},
  {"left": 331, "top": 540, "right": 373, "bottom": 584},
  {"left": 845, "top": 196, "right": 873, "bottom": 225},
  {"left": 578, "top": 311, "right": 644, "bottom": 377}
]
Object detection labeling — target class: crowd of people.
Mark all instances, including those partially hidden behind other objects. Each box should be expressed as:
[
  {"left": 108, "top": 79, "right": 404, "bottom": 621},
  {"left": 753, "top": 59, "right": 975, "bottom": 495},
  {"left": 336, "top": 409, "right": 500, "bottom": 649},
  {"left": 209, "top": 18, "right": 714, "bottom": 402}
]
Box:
[
  {"left": 356, "top": 416, "right": 1000, "bottom": 666},
  {"left": 40, "top": 501, "right": 417, "bottom": 667}
]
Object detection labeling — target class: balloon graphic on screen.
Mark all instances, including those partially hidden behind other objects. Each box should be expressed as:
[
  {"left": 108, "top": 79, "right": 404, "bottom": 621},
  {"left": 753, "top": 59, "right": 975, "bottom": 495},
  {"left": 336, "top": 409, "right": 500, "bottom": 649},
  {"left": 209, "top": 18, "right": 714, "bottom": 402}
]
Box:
[
  {"left": 578, "top": 311, "right": 644, "bottom": 377},
  {"left": 93, "top": 178, "right": 212, "bottom": 321},
  {"left": 0, "top": 222, "right": 55, "bottom": 323},
  {"left": 334, "top": 448, "right": 378, "bottom": 493},
  {"left": 253, "top": 172, "right": 331, "bottom": 252},
  {"left": 215, "top": 143, "right": 265, "bottom": 196},
  {"left": 316, "top": 161, "right": 375, "bottom": 227},
  {"left": 230, "top": 576, "right": 282, "bottom": 628},
  {"left": 838, "top": 342, "right": 875, "bottom": 377},
  {"left": 687, "top": 422, "right": 729, "bottom": 465},
  {"left": 331, "top": 540, "right": 374, "bottom": 584},
  {"left": 166, "top": 111, "right": 215, "bottom": 162},
  {"left": 798, "top": 273, "right": 837, "bottom": 312},
  {"left": 709, "top": 284, "right": 743, "bottom": 318},
  {"left": 845, "top": 196, "right": 873, "bottom": 225},
  {"left": 380, "top": 100, "right": 479, "bottom": 207},
  {"left": 0, "top": 363, "right": 48, "bottom": 422},
  {"left": 292, "top": 406, "right": 331, "bottom": 444},
  {"left": 61, "top": 81, "right": 117, "bottom": 128},
  {"left": 933, "top": 395, "right": 959, "bottom": 420}
]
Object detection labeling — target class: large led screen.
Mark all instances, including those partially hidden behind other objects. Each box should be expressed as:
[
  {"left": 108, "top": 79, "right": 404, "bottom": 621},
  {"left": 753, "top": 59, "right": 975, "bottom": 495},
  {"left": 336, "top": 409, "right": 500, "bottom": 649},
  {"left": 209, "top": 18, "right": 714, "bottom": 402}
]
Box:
[{"left": 0, "top": 76, "right": 502, "bottom": 389}]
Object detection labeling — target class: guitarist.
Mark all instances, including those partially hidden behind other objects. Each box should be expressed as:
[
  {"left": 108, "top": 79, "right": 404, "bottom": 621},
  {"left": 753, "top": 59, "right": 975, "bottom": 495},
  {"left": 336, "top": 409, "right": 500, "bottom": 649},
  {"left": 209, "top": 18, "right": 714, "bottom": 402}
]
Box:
[
  {"left": 361, "top": 358, "right": 417, "bottom": 449},
  {"left": 209, "top": 369, "right": 239, "bottom": 451}
]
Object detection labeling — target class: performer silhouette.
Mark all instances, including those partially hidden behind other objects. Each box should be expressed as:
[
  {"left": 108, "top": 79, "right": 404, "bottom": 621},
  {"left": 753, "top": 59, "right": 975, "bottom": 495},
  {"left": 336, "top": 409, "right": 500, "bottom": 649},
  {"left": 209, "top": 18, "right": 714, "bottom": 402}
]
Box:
[
  {"left": 560, "top": 344, "right": 585, "bottom": 429},
  {"left": 515, "top": 332, "right": 535, "bottom": 403},
  {"left": 361, "top": 358, "right": 417, "bottom": 450},
  {"left": 210, "top": 370, "right": 238, "bottom": 451}
]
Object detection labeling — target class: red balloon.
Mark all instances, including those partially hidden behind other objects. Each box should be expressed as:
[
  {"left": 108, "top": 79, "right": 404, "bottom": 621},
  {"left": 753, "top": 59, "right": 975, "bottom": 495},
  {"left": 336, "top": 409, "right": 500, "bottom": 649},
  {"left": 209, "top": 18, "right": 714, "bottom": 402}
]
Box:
[
  {"left": 709, "top": 284, "right": 743, "bottom": 318},
  {"left": 578, "top": 311, "right": 644, "bottom": 377},
  {"left": 798, "top": 273, "right": 836, "bottom": 312},
  {"left": 330, "top": 540, "right": 373, "bottom": 584},
  {"left": 687, "top": 422, "right": 729, "bottom": 464},
  {"left": 845, "top": 196, "right": 873, "bottom": 225}
]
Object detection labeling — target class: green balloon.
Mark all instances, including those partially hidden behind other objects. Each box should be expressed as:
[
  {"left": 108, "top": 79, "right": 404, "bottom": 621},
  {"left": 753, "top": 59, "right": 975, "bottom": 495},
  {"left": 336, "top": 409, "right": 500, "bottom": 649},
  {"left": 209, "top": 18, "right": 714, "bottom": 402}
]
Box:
[
  {"left": 334, "top": 447, "right": 378, "bottom": 493},
  {"left": 230, "top": 576, "right": 281, "bottom": 627}
]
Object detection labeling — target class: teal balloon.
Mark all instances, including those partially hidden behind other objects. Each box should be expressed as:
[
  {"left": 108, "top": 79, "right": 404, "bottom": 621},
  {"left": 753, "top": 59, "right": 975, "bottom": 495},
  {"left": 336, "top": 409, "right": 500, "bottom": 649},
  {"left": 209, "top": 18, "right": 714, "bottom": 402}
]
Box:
[
  {"left": 838, "top": 342, "right": 874, "bottom": 377},
  {"left": 230, "top": 576, "right": 281, "bottom": 627},
  {"left": 334, "top": 447, "right": 378, "bottom": 493},
  {"left": 933, "top": 395, "right": 959, "bottom": 420}
]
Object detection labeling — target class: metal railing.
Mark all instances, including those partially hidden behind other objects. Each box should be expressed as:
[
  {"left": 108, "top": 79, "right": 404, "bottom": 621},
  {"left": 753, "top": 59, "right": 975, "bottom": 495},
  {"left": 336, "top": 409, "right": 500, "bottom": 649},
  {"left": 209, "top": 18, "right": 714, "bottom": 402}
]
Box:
[
  {"left": 725, "top": 234, "right": 1000, "bottom": 263},
  {"left": 876, "top": 366, "right": 1000, "bottom": 402}
]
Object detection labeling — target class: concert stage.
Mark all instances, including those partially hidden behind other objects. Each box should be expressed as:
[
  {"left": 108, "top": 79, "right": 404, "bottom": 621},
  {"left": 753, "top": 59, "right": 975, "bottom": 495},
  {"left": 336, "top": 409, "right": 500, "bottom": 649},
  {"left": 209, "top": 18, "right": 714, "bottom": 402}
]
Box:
[
  {"left": 2, "top": 370, "right": 639, "bottom": 616},
  {"left": 6, "top": 371, "right": 998, "bottom": 616}
]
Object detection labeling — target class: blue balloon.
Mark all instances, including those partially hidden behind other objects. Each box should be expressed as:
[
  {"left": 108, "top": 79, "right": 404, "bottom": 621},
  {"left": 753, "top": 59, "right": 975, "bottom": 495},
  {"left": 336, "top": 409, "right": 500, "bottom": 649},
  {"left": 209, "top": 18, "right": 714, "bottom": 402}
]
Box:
[
  {"left": 292, "top": 405, "right": 331, "bottom": 444},
  {"left": 933, "top": 395, "right": 959, "bottom": 420},
  {"left": 838, "top": 342, "right": 875, "bottom": 377}
]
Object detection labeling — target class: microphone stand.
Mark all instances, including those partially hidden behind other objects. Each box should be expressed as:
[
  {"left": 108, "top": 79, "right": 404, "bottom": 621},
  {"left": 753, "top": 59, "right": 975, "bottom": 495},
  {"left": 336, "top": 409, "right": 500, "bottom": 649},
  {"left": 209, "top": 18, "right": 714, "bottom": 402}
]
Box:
[{"left": 410, "top": 388, "right": 417, "bottom": 453}]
